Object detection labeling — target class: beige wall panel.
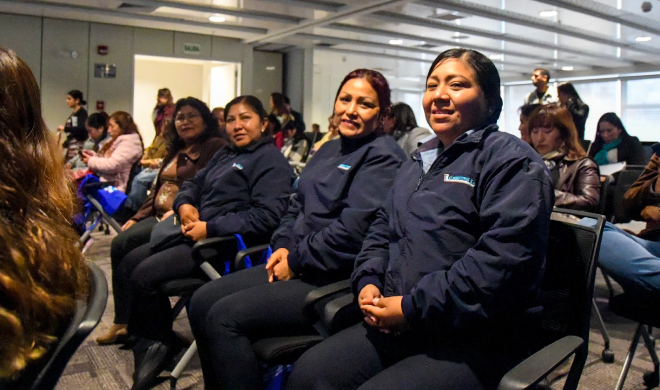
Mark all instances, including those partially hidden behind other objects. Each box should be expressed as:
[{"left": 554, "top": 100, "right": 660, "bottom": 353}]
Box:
[
  {"left": 0, "top": 13, "right": 42, "bottom": 84},
  {"left": 41, "top": 18, "right": 89, "bottom": 133},
  {"left": 134, "top": 28, "right": 174, "bottom": 58},
  {"left": 88, "top": 23, "right": 134, "bottom": 118}
]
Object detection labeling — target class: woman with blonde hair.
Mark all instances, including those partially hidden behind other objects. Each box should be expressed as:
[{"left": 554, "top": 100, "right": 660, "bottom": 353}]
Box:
[
  {"left": 529, "top": 104, "right": 600, "bottom": 211},
  {"left": 0, "top": 47, "right": 88, "bottom": 383},
  {"left": 81, "top": 111, "right": 144, "bottom": 192}
]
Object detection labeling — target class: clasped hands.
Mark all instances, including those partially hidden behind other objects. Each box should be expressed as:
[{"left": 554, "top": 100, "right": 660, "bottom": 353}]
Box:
[
  {"left": 358, "top": 284, "right": 409, "bottom": 334},
  {"left": 178, "top": 204, "right": 207, "bottom": 241}
]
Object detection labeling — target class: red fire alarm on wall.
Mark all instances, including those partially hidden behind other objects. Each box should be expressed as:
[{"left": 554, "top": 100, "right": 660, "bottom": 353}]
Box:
[
  {"left": 96, "top": 100, "right": 105, "bottom": 111},
  {"left": 97, "top": 45, "right": 108, "bottom": 55}
]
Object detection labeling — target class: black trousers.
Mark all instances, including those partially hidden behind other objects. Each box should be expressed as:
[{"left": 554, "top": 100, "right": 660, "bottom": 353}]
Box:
[
  {"left": 120, "top": 241, "right": 203, "bottom": 342},
  {"left": 286, "top": 322, "right": 532, "bottom": 390},
  {"left": 109, "top": 217, "right": 158, "bottom": 324},
  {"left": 188, "top": 266, "right": 319, "bottom": 390}
]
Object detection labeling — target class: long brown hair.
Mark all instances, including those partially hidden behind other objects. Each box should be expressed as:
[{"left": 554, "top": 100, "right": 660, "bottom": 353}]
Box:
[
  {"left": 98, "top": 111, "right": 143, "bottom": 155},
  {"left": 0, "top": 47, "right": 88, "bottom": 379},
  {"left": 528, "top": 104, "right": 586, "bottom": 159}
]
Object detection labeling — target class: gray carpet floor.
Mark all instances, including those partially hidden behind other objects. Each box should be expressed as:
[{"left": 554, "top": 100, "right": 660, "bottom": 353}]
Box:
[{"left": 54, "top": 229, "right": 659, "bottom": 390}]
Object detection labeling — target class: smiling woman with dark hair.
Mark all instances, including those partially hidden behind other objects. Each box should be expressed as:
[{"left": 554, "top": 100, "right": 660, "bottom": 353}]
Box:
[
  {"left": 121, "top": 95, "right": 292, "bottom": 390},
  {"left": 95, "top": 97, "right": 227, "bottom": 346},
  {"left": 287, "top": 48, "right": 554, "bottom": 390},
  {"left": 186, "top": 69, "right": 406, "bottom": 390}
]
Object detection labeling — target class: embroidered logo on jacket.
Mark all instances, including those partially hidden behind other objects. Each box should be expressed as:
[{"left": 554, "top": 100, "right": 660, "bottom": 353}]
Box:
[
  {"left": 232, "top": 163, "right": 244, "bottom": 170},
  {"left": 443, "top": 174, "right": 475, "bottom": 187},
  {"left": 337, "top": 164, "right": 351, "bottom": 171}
]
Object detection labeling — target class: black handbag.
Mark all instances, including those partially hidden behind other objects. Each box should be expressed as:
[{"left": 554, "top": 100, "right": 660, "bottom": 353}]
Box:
[{"left": 149, "top": 214, "right": 190, "bottom": 252}]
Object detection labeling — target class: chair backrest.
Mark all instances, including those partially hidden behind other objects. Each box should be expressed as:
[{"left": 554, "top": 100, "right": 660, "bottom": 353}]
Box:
[
  {"left": 123, "top": 159, "right": 143, "bottom": 196},
  {"left": 611, "top": 166, "right": 644, "bottom": 223},
  {"left": 11, "top": 261, "right": 108, "bottom": 390},
  {"left": 540, "top": 209, "right": 604, "bottom": 388},
  {"left": 597, "top": 175, "right": 614, "bottom": 216}
]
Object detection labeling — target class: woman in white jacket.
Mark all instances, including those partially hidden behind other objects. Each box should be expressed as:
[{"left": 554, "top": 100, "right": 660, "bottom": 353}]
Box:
[{"left": 81, "top": 111, "right": 144, "bottom": 192}]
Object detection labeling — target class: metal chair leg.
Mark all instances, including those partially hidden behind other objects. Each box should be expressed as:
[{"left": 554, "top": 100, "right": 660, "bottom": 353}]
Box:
[
  {"left": 642, "top": 326, "right": 660, "bottom": 388},
  {"left": 592, "top": 301, "right": 614, "bottom": 363},
  {"left": 169, "top": 341, "right": 198, "bottom": 389},
  {"left": 615, "top": 323, "right": 643, "bottom": 390}
]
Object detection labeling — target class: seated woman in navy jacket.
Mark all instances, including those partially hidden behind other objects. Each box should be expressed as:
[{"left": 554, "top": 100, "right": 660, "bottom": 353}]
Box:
[
  {"left": 120, "top": 95, "right": 292, "bottom": 390},
  {"left": 187, "top": 69, "right": 407, "bottom": 389},
  {"left": 287, "top": 49, "right": 555, "bottom": 390}
]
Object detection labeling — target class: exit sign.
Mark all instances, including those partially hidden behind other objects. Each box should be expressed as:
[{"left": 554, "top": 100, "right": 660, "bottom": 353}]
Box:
[{"left": 184, "top": 43, "right": 201, "bottom": 54}]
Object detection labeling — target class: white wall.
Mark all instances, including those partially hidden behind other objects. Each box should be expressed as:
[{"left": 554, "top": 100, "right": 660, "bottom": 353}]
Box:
[{"left": 134, "top": 57, "right": 205, "bottom": 143}]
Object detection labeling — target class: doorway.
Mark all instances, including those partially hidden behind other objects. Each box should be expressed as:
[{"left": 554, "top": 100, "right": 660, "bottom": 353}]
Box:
[{"left": 134, "top": 54, "right": 240, "bottom": 143}]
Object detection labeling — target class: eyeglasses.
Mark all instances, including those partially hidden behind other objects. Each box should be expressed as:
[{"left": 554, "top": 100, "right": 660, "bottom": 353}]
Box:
[{"left": 175, "top": 113, "right": 201, "bottom": 123}]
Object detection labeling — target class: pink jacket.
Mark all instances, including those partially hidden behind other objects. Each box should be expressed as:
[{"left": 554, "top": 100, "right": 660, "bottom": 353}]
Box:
[{"left": 87, "top": 133, "right": 143, "bottom": 192}]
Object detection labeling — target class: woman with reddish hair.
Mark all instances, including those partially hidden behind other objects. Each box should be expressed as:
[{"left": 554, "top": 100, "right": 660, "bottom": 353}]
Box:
[
  {"left": 529, "top": 104, "right": 600, "bottom": 211},
  {"left": 187, "top": 69, "right": 406, "bottom": 389}
]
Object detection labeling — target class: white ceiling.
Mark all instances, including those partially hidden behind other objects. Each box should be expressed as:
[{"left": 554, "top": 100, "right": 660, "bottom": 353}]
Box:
[{"left": 3, "top": 0, "right": 660, "bottom": 83}]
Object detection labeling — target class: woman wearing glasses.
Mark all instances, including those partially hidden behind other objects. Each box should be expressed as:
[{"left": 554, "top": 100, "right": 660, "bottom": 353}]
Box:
[
  {"left": 589, "top": 112, "right": 646, "bottom": 166},
  {"left": 122, "top": 95, "right": 292, "bottom": 390},
  {"left": 96, "top": 97, "right": 227, "bottom": 345}
]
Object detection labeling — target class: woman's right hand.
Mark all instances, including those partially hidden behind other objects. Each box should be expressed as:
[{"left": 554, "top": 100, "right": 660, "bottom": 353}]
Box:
[
  {"left": 641, "top": 205, "right": 660, "bottom": 222},
  {"left": 265, "top": 248, "right": 290, "bottom": 283},
  {"left": 178, "top": 204, "right": 200, "bottom": 226},
  {"left": 359, "top": 284, "right": 382, "bottom": 307},
  {"left": 359, "top": 284, "right": 383, "bottom": 325},
  {"left": 57, "top": 125, "right": 64, "bottom": 132},
  {"left": 122, "top": 219, "right": 137, "bottom": 231}
]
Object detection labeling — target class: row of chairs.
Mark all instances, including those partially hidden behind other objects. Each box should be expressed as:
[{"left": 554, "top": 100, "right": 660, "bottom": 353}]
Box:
[
  {"left": 157, "top": 209, "right": 607, "bottom": 390},
  {"left": 19, "top": 165, "right": 651, "bottom": 389}
]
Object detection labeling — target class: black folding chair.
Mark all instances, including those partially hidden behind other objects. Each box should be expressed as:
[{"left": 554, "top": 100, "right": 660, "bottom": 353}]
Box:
[
  {"left": 498, "top": 209, "right": 605, "bottom": 390},
  {"left": 166, "top": 238, "right": 272, "bottom": 390},
  {"left": 609, "top": 289, "right": 660, "bottom": 388},
  {"left": 9, "top": 261, "right": 108, "bottom": 390},
  {"left": 609, "top": 166, "right": 645, "bottom": 223}
]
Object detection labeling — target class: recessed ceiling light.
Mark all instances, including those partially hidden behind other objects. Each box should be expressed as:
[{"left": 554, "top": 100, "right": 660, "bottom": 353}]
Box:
[
  {"left": 266, "top": 66, "right": 276, "bottom": 71},
  {"left": 389, "top": 39, "right": 403, "bottom": 45},
  {"left": 636, "top": 36, "right": 652, "bottom": 42},
  {"left": 490, "top": 54, "right": 503, "bottom": 60},
  {"left": 539, "top": 10, "right": 558, "bottom": 17},
  {"left": 562, "top": 66, "right": 574, "bottom": 71},
  {"left": 209, "top": 15, "right": 226, "bottom": 23}
]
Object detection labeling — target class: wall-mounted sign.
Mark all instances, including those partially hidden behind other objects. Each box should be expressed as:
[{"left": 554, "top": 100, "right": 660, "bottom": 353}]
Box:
[
  {"left": 184, "top": 43, "right": 201, "bottom": 55},
  {"left": 94, "top": 63, "right": 116, "bottom": 78},
  {"left": 97, "top": 45, "right": 108, "bottom": 55}
]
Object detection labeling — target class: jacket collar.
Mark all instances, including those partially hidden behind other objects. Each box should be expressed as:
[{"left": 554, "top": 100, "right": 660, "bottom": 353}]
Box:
[
  {"left": 413, "top": 124, "right": 499, "bottom": 160},
  {"left": 339, "top": 131, "right": 379, "bottom": 153},
  {"left": 227, "top": 135, "right": 273, "bottom": 153}
]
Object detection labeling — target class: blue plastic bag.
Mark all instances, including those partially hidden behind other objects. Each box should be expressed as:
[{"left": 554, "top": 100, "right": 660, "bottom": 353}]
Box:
[
  {"left": 94, "top": 185, "right": 127, "bottom": 215},
  {"left": 262, "top": 364, "right": 293, "bottom": 390},
  {"left": 224, "top": 235, "right": 273, "bottom": 274}
]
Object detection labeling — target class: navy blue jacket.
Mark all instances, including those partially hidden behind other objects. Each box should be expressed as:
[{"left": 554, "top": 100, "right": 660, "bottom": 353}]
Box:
[
  {"left": 173, "top": 136, "right": 292, "bottom": 244},
  {"left": 271, "top": 133, "right": 406, "bottom": 285},
  {"left": 352, "top": 125, "right": 554, "bottom": 337}
]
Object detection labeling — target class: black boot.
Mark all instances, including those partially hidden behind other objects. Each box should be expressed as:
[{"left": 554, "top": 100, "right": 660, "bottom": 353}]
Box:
[{"left": 131, "top": 337, "right": 185, "bottom": 390}]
